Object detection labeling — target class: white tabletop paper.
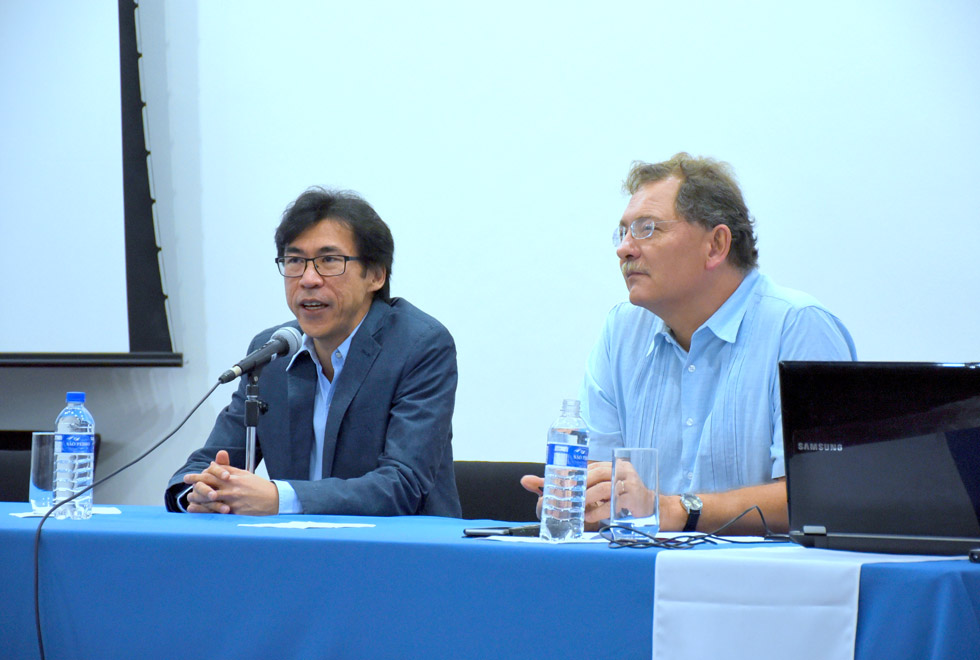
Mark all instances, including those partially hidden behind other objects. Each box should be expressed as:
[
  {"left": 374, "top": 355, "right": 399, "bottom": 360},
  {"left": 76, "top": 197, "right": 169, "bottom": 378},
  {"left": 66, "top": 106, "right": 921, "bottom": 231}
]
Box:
[{"left": 653, "top": 544, "right": 957, "bottom": 660}]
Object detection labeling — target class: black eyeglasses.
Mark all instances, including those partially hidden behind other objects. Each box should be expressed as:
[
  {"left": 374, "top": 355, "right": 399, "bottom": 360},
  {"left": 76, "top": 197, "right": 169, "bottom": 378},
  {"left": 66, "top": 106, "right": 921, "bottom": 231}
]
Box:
[{"left": 275, "top": 255, "right": 362, "bottom": 278}]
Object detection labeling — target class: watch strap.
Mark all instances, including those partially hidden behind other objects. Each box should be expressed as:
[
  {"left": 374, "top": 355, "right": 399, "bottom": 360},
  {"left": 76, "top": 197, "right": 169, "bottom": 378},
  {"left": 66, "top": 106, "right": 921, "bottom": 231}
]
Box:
[
  {"left": 681, "top": 493, "right": 702, "bottom": 533},
  {"left": 682, "top": 507, "right": 701, "bottom": 533}
]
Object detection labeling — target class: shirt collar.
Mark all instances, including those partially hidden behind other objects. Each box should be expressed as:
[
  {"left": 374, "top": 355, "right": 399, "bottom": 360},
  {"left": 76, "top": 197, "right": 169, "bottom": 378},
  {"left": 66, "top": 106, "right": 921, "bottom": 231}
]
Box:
[
  {"left": 286, "top": 316, "right": 366, "bottom": 372},
  {"left": 700, "top": 268, "right": 760, "bottom": 344},
  {"left": 652, "top": 268, "right": 761, "bottom": 350}
]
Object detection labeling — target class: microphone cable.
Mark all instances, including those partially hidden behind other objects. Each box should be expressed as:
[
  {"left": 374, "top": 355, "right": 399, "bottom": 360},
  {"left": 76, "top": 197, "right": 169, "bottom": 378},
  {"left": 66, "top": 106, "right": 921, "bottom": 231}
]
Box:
[{"left": 33, "top": 381, "right": 220, "bottom": 660}]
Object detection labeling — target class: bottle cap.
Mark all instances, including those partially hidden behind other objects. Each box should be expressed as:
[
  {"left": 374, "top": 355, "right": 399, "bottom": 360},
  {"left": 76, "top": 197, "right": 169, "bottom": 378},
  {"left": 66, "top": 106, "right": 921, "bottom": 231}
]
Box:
[{"left": 66, "top": 391, "right": 86, "bottom": 403}]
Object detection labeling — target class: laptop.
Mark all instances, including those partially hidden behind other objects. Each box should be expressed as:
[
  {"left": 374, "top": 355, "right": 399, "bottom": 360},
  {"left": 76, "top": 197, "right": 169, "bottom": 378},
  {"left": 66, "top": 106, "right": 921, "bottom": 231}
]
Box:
[{"left": 779, "top": 361, "right": 980, "bottom": 555}]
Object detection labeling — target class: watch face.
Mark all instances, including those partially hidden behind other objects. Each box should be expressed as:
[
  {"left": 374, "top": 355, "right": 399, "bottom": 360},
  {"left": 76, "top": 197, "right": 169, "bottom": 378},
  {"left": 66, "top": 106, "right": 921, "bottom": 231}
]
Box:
[{"left": 681, "top": 493, "right": 703, "bottom": 512}]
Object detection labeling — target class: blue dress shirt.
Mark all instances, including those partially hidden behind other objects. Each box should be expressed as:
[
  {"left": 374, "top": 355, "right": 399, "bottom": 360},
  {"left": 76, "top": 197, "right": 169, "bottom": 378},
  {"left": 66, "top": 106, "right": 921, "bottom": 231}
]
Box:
[
  {"left": 274, "top": 322, "right": 362, "bottom": 514},
  {"left": 581, "top": 269, "right": 857, "bottom": 495}
]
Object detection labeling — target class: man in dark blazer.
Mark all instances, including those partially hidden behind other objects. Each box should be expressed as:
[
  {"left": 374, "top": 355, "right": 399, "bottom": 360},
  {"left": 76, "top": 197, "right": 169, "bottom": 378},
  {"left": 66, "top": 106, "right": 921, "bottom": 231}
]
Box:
[{"left": 165, "top": 188, "right": 460, "bottom": 517}]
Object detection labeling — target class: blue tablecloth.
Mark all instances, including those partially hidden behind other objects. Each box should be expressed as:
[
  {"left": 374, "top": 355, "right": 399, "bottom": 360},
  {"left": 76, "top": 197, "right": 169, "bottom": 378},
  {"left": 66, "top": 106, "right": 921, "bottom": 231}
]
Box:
[
  {"left": 0, "top": 503, "right": 977, "bottom": 659},
  {"left": 857, "top": 558, "right": 980, "bottom": 658}
]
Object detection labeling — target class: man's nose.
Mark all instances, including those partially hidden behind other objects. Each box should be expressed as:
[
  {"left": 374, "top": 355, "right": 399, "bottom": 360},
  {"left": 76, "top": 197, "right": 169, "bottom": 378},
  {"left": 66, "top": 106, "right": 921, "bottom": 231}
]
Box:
[
  {"left": 616, "top": 232, "right": 639, "bottom": 260},
  {"left": 300, "top": 262, "right": 325, "bottom": 285}
]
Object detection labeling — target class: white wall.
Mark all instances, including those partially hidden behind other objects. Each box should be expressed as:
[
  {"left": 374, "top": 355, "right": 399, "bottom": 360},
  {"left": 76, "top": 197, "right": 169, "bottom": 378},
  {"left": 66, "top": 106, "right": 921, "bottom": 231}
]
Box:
[{"left": 1, "top": 0, "right": 978, "bottom": 505}]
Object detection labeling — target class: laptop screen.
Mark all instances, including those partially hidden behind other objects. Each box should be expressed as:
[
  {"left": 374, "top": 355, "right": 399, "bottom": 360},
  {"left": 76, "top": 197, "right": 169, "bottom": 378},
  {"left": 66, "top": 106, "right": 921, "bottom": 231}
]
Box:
[{"left": 779, "top": 361, "right": 980, "bottom": 546}]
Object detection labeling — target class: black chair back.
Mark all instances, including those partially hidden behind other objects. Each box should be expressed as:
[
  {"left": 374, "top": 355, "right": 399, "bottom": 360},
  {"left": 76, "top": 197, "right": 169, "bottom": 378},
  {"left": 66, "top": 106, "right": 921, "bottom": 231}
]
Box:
[{"left": 454, "top": 460, "right": 544, "bottom": 522}]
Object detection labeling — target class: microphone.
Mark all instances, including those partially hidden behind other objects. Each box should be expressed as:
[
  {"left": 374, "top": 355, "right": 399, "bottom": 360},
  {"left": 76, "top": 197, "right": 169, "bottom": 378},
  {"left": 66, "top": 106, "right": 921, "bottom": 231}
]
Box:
[{"left": 218, "top": 326, "right": 303, "bottom": 384}]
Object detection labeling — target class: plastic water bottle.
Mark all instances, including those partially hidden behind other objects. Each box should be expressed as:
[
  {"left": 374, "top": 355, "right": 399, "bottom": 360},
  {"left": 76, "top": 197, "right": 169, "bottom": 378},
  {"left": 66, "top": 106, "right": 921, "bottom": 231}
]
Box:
[
  {"left": 53, "top": 391, "right": 95, "bottom": 520},
  {"left": 540, "top": 399, "right": 589, "bottom": 541}
]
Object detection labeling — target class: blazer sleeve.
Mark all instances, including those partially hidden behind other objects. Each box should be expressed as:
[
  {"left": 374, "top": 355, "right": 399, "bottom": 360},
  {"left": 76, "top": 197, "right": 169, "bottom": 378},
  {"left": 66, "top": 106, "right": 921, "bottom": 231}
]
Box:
[{"left": 164, "top": 334, "right": 266, "bottom": 512}]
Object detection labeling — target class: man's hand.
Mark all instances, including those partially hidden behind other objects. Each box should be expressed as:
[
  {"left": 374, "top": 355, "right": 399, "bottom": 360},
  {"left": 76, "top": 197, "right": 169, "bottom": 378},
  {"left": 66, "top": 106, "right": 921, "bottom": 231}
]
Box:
[
  {"left": 520, "top": 462, "right": 614, "bottom": 529},
  {"left": 583, "top": 462, "right": 612, "bottom": 526},
  {"left": 606, "top": 459, "right": 657, "bottom": 521},
  {"left": 519, "top": 474, "right": 545, "bottom": 520},
  {"left": 183, "top": 450, "right": 280, "bottom": 516}
]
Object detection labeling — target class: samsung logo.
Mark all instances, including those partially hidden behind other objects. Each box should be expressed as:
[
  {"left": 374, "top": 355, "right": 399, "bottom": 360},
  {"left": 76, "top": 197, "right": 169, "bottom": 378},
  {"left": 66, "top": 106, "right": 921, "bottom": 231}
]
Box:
[{"left": 797, "top": 442, "right": 844, "bottom": 452}]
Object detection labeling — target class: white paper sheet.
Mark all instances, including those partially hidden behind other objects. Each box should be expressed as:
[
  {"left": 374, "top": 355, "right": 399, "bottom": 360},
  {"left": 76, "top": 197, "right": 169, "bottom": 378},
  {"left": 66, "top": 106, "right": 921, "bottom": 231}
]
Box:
[
  {"left": 238, "top": 521, "right": 376, "bottom": 529},
  {"left": 480, "top": 532, "right": 606, "bottom": 543},
  {"left": 10, "top": 506, "right": 122, "bottom": 518}
]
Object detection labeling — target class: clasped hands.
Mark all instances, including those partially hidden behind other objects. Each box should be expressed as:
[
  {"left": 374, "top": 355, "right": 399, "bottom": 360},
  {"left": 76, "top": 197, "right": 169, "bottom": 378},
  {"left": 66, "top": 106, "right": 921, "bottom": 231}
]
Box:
[
  {"left": 521, "top": 461, "right": 683, "bottom": 530},
  {"left": 182, "top": 450, "right": 279, "bottom": 515}
]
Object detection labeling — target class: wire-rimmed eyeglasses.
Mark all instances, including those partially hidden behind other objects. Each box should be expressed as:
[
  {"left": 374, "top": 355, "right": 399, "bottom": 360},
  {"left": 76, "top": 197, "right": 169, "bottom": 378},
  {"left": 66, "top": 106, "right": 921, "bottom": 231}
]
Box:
[
  {"left": 275, "top": 255, "right": 362, "bottom": 278},
  {"left": 612, "top": 218, "right": 678, "bottom": 248}
]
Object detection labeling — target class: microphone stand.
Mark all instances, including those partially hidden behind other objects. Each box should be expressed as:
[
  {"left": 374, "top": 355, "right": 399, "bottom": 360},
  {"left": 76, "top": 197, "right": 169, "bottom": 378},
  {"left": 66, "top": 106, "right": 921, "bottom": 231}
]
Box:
[{"left": 244, "top": 368, "right": 269, "bottom": 473}]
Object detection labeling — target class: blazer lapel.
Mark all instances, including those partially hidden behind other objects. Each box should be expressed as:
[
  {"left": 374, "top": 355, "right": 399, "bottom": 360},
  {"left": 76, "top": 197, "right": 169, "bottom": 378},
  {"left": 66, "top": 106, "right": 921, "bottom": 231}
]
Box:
[
  {"left": 320, "top": 300, "right": 387, "bottom": 477},
  {"left": 287, "top": 351, "right": 317, "bottom": 480}
]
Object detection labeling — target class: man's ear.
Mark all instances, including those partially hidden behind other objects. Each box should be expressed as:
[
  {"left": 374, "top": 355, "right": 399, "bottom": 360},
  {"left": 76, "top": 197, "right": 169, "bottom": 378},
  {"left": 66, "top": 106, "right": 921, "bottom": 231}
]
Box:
[
  {"left": 366, "top": 264, "right": 386, "bottom": 292},
  {"left": 705, "top": 224, "right": 732, "bottom": 270}
]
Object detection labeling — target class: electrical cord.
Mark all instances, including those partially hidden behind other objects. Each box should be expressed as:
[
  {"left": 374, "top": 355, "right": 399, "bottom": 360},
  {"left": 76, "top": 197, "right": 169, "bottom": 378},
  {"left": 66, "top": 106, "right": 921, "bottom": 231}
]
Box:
[
  {"left": 33, "top": 381, "right": 219, "bottom": 660},
  {"left": 598, "top": 505, "right": 791, "bottom": 549}
]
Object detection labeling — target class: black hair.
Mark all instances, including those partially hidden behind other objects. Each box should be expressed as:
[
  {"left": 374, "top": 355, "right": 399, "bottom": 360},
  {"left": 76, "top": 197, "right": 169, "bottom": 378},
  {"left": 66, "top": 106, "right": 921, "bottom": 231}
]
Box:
[{"left": 274, "top": 187, "right": 394, "bottom": 302}]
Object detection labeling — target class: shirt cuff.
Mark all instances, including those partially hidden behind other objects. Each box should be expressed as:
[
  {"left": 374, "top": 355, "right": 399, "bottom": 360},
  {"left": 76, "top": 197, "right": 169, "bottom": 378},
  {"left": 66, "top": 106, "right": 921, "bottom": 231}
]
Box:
[
  {"left": 273, "top": 480, "right": 302, "bottom": 514},
  {"left": 175, "top": 485, "right": 192, "bottom": 512}
]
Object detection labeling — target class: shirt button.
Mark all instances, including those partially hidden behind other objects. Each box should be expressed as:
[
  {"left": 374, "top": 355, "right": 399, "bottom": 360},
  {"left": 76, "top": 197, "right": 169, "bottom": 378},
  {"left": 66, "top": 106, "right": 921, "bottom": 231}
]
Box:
[
  {"left": 686, "top": 418, "right": 694, "bottom": 426},
  {"left": 687, "top": 472, "right": 694, "bottom": 481},
  {"left": 334, "top": 351, "right": 342, "bottom": 359},
  {"left": 688, "top": 364, "right": 696, "bottom": 372}
]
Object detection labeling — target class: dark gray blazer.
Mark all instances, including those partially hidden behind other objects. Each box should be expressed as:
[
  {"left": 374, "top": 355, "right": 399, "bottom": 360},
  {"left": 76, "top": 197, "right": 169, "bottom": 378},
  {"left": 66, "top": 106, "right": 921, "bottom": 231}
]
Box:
[{"left": 165, "top": 297, "right": 461, "bottom": 517}]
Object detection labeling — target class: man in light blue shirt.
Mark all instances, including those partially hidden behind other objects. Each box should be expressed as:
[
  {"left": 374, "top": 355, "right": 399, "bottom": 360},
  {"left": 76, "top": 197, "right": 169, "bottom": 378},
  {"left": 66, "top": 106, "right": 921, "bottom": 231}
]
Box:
[{"left": 523, "top": 153, "right": 856, "bottom": 534}]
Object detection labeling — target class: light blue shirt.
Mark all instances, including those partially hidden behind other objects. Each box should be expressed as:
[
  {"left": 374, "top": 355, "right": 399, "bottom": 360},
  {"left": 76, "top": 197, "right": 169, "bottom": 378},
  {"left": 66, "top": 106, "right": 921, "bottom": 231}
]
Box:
[
  {"left": 581, "top": 269, "right": 857, "bottom": 495},
  {"left": 274, "top": 322, "right": 362, "bottom": 514}
]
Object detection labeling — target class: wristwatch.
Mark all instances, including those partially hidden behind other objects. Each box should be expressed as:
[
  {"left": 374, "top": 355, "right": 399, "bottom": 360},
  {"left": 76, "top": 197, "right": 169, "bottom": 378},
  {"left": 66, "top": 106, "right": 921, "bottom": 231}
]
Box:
[{"left": 680, "top": 493, "right": 703, "bottom": 532}]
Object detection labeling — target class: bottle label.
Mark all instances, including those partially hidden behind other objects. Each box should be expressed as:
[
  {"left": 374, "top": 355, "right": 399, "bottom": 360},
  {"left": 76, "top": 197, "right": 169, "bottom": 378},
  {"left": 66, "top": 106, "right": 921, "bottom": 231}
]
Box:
[
  {"left": 55, "top": 433, "right": 94, "bottom": 454},
  {"left": 547, "top": 443, "right": 588, "bottom": 468}
]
